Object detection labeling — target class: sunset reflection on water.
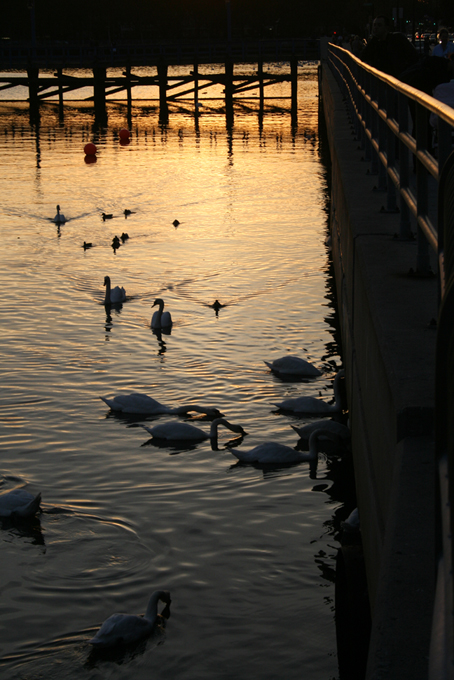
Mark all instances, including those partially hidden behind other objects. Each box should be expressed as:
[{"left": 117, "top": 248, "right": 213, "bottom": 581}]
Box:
[{"left": 0, "top": 68, "right": 345, "bottom": 680}]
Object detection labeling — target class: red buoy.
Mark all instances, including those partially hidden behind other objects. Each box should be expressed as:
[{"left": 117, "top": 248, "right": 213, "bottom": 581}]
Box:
[
  {"left": 119, "top": 128, "right": 130, "bottom": 140},
  {"left": 84, "top": 142, "right": 97, "bottom": 155}
]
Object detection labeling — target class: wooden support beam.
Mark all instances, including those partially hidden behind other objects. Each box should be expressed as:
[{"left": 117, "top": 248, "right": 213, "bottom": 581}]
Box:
[
  {"left": 27, "top": 66, "right": 39, "bottom": 112},
  {"left": 93, "top": 66, "right": 107, "bottom": 124}
]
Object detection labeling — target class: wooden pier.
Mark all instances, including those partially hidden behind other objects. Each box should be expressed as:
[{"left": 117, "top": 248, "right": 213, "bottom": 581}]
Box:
[{"left": 0, "top": 37, "right": 319, "bottom": 124}]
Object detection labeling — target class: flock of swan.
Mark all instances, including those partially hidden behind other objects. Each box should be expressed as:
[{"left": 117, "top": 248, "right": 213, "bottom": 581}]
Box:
[
  {"left": 86, "top": 362, "right": 350, "bottom": 646},
  {"left": 5, "top": 218, "right": 353, "bottom": 648},
  {"left": 99, "top": 365, "right": 347, "bottom": 465}
]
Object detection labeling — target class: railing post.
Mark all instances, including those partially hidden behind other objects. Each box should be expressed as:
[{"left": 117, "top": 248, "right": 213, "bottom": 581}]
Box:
[
  {"left": 369, "top": 77, "right": 379, "bottom": 175},
  {"left": 376, "top": 81, "right": 387, "bottom": 191},
  {"left": 415, "top": 102, "right": 432, "bottom": 276},
  {"left": 385, "top": 83, "right": 398, "bottom": 212},
  {"left": 364, "top": 72, "right": 372, "bottom": 162},
  {"left": 397, "top": 92, "right": 413, "bottom": 239}
]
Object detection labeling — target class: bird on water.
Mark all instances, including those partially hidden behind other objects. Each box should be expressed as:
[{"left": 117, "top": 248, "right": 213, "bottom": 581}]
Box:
[
  {"left": 140, "top": 417, "right": 247, "bottom": 443},
  {"left": 103, "top": 275, "right": 126, "bottom": 304},
  {"left": 53, "top": 205, "right": 66, "bottom": 224},
  {"left": 151, "top": 298, "right": 172, "bottom": 330},
  {"left": 89, "top": 590, "right": 171, "bottom": 648},
  {"left": 273, "top": 370, "right": 345, "bottom": 414}
]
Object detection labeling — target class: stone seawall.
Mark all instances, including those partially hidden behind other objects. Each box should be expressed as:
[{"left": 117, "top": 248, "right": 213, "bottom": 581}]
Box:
[{"left": 319, "top": 61, "right": 436, "bottom": 679}]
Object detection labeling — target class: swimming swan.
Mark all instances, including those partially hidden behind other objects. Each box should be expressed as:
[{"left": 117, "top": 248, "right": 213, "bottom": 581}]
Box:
[
  {"left": 140, "top": 417, "right": 246, "bottom": 442},
  {"left": 292, "top": 419, "right": 350, "bottom": 441},
  {"left": 152, "top": 299, "right": 172, "bottom": 329},
  {"left": 104, "top": 275, "right": 126, "bottom": 304},
  {"left": 89, "top": 590, "right": 171, "bottom": 648},
  {"left": 230, "top": 429, "right": 331, "bottom": 464},
  {"left": 273, "top": 370, "right": 345, "bottom": 414},
  {"left": 0, "top": 489, "right": 41, "bottom": 519},
  {"left": 53, "top": 205, "right": 66, "bottom": 223},
  {"left": 265, "top": 355, "right": 322, "bottom": 378},
  {"left": 100, "top": 393, "right": 223, "bottom": 416},
  {"left": 341, "top": 507, "right": 360, "bottom": 532}
]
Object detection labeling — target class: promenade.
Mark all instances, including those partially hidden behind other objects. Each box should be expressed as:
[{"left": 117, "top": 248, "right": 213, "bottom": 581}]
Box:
[{"left": 319, "top": 58, "right": 436, "bottom": 679}]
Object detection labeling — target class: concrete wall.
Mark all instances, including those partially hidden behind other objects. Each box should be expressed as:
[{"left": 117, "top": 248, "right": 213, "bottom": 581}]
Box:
[{"left": 319, "top": 61, "right": 436, "bottom": 679}]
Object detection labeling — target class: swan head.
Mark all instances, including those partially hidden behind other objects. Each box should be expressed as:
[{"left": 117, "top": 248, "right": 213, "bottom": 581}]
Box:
[
  {"left": 145, "top": 590, "right": 171, "bottom": 620},
  {"left": 158, "top": 590, "right": 171, "bottom": 606},
  {"left": 210, "top": 417, "right": 248, "bottom": 437},
  {"left": 152, "top": 298, "right": 164, "bottom": 309},
  {"left": 103, "top": 276, "right": 110, "bottom": 287},
  {"left": 56, "top": 204, "right": 60, "bottom": 212}
]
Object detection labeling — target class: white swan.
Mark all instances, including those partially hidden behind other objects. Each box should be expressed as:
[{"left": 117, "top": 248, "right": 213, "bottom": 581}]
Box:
[
  {"left": 265, "top": 355, "right": 322, "bottom": 378},
  {"left": 292, "top": 419, "right": 350, "bottom": 441},
  {"left": 89, "top": 590, "right": 171, "bottom": 648},
  {"left": 104, "top": 275, "right": 126, "bottom": 304},
  {"left": 273, "top": 370, "right": 345, "bottom": 414},
  {"left": 341, "top": 507, "right": 360, "bottom": 532},
  {"left": 140, "top": 417, "right": 246, "bottom": 442},
  {"left": 0, "top": 489, "right": 41, "bottom": 519},
  {"left": 100, "top": 393, "right": 223, "bottom": 417},
  {"left": 151, "top": 299, "right": 172, "bottom": 329},
  {"left": 53, "top": 205, "right": 66, "bottom": 223},
  {"left": 230, "top": 429, "right": 331, "bottom": 464}
]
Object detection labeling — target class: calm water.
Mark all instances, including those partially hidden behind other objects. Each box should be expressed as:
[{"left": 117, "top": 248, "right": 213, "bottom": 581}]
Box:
[{"left": 0, "top": 65, "right": 347, "bottom": 680}]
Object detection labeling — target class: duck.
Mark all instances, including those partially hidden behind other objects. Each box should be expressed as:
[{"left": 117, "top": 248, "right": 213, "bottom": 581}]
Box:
[
  {"left": 265, "top": 355, "right": 322, "bottom": 378},
  {"left": 124, "top": 209, "right": 134, "bottom": 217},
  {"left": 100, "top": 393, "right": 223, "bottom": 417},
  {"left": 140, "top": 417, "right": 246, "bottom": 443},
  {"left": 103, "top": 275, "right": 126, "bottom": 304},
  {"left": 0, "top": 489, "right": 41, "bottom": 519},
  {"left": 120, "top": 232, "right": 129, "bottom": 242},
  {"left": 230, "top": 429, "right": 330, "bottom": 464},
  {"left": 83, "top": 241, "right": 93, "bottom": 250},
  {"left": 53, "top": 205, "right": 66, "bottom": 224},
  {"left": 102, "top": 212, "right": 114, "bottom": 221},
  {"left": 89, "top": 590, "right": 171, "bottom": 648},
  {"left": 152, "top": 299, "right": 172, "bottom": 329},
  {"left": 291, "top": 419, "right": 350, "bottom": 442},
  {"left": 273, "top": 370, "right": 345, "bottom": 414},
  {"left": 172, "top": 219, "right": 180, "bottom": 227},
  {"left": 111, "top": 236, "right": 121, "bottom": 250},
  {"left": 210, "top": 300, "right": 225, "bottom": 313}
]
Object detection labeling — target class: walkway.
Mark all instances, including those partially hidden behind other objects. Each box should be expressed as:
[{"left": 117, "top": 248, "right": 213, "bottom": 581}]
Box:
[{"left": 320, "top": 58, "right": 436, "bottom": 679}]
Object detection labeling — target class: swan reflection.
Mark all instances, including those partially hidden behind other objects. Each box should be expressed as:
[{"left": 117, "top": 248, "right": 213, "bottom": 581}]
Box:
[
  {"left": 151, "top": 328, "right": 169, "bottom": 355},
  {"left": 0, "top": 512, "right": 45, "bottom": 546}
]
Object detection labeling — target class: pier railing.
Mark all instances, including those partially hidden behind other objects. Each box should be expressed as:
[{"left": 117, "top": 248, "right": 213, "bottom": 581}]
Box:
[
  {"left": 326, "top": 42, "right": 454, "bottom": 677},
  {"left": 327, "top": 43, "right": 454, "bottom": 280}
]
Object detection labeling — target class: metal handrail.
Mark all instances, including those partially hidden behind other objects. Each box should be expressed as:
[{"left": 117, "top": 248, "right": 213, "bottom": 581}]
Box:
[
  {"left": 327, "top": 43, "right": 454, "bottom": 280},
  {"left": 327, "top": 42, "right": 454, "bottom": 678}
]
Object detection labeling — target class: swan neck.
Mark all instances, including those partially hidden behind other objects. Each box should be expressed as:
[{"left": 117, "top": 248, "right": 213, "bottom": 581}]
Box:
[
  {"left": 145, "top": 592, "right": 162, "bottom": 622},
  {"left": 209, "top": 418, "right": 243, "bottom": 437},
  {"left": 333, "top": 371, "right": 344, "bottom": 405},
  {"left": 308, "top": 432, "right": 321, "bottom": 459},
  {"left": 210, "top": 418, "right": 226, "bottom": 437},
  {"left": 104, "top": 278, "right": 111, "bottom": 304}
]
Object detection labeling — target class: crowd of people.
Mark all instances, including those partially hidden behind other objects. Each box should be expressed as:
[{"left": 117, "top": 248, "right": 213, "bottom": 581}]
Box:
[
  {"left": 333, "top": 20, "right": 454, "bottom": 84},
  {"left": 330, "top": 18, "right": 454, "bottom": 146}
]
